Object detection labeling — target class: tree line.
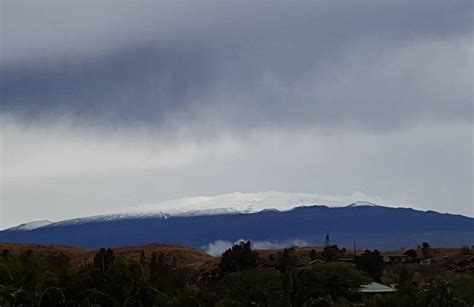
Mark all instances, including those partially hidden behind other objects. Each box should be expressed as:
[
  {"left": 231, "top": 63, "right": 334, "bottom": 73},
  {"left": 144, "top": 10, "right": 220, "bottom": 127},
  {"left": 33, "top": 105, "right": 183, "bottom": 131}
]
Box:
[{"left": 0, "top": 242, "right": 472, "bottom": 306}]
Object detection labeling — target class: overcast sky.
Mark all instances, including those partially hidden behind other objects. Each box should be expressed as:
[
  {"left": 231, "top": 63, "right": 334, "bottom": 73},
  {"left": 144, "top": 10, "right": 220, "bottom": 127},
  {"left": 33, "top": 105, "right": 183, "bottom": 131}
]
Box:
[{"left": 1, "top": 0, "right": 473, "bottom": 228}]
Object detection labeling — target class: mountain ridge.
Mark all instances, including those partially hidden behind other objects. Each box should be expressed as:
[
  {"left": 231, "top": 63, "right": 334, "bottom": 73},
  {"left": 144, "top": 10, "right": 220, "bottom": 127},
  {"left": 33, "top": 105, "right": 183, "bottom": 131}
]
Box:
[
  {"left": 1, "top": 192, "right": 472, "bottom": 251},
  {"left": 4, "top": 191, "right": 411, "bottom": 231}
]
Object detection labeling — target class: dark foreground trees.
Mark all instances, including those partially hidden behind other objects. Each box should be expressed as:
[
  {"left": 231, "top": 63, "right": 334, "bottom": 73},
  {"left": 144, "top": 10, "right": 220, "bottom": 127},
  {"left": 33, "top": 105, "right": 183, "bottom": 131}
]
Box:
[
  {"left": 368, "top": 280, "right": 470, "bottom": 307},
  {"left": 289, "top": 263, "right": 368, "bottom": 306},
  {"left": 0, "top": 243, "right": 471, "bottom": 306},
  {"left": 219, "top": 240, "right": 258, "bottom": 273},
  {"left": 354, "top": 249, "right": 385, "bottom": 281}
]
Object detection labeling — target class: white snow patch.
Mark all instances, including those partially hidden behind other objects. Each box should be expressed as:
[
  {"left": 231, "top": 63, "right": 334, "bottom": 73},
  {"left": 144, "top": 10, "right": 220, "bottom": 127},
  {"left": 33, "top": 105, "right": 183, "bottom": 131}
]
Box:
[
  {"left": 6, "top": 220, "right": 53, "bottom": 231},
  {"left": 126, "top": 191, "right": 383, "bottom": 216}
]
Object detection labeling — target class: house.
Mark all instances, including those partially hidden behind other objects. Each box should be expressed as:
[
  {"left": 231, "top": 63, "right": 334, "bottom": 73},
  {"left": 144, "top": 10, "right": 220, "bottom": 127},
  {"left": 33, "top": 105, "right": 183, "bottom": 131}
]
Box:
[
  {"left": 382, "top": 254, "right": 410, "bottom": 263},
  {"left": 360, "top": 282, "right": 396, "bottom": 294}
]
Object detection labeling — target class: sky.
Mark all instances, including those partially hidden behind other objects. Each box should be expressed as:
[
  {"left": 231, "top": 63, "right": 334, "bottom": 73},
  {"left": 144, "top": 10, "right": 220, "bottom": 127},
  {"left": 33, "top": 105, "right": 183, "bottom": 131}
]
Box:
[{"left": 0, "top": 0, "right": 473, "bottom": 228}]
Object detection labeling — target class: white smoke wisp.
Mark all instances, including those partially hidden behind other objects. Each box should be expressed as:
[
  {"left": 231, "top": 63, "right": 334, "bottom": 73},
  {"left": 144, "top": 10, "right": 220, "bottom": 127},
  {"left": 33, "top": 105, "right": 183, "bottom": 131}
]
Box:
[{"left": 204, "top": 238, "right": 309, "bottom": 257}]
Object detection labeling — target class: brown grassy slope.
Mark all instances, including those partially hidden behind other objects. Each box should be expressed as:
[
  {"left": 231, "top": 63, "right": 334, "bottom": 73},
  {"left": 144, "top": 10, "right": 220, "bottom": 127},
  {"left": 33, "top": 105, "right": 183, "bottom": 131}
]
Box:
[
  {"left": 0, "top": 243, "right": 90, "bottom": 266},
  {"left": 0, "top": 242, "right": 217, "bottom": 271},
  {"left": 0, "top": 243, "right": 468, "bottom": 276},
  {"left": 112, "top": 243, "right": 218, "bottom": 271}
]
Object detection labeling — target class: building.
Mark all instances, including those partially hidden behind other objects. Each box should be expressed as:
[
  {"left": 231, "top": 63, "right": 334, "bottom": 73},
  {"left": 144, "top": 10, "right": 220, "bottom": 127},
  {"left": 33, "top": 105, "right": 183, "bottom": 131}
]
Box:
[
  {"left": 382, "top": 254, "right": 410, "bottom": 263},
  {"left": 360, "top": 282, "right": 397, "bottom": 294}
]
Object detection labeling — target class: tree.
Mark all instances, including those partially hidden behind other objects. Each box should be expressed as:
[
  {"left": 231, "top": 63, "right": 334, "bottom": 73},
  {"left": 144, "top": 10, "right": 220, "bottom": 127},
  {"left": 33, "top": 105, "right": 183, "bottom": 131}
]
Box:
[
  {"left": 290, "top": 263, "right": 368, "bottom": 305},
  {"left": 460, "top": 246, "right": 471, "bottom": 255},
  {"left": 133, "top": 286, "right": 168, "bottom": 306},
  {"left": 421, "top": 242, "right": 432, "bottom": 259},
  {"left": 148, "top": 252, "right": 182, "bottom": 293},
  {"left": 309, "top": 249, "right": 318, "bottom": 261},
  {"left": 277, "top": 247, "right": 298, "bottom": 272},
  {"left": 0, "top": 285, "right": 16, "bottom": 307},
  {"left": 396, "top": 266, "right": 414, "bottom": 285},
  {"left": 450, "top": 276, "right": 474, "bottom": 305},
  {"left": 404, "top": 249, "right": 418, "bottom": 259},
  {"left": 39, "top": 287, "right": 65, "bottom": 307},
  {"left": 85, "top": 289, "right": 116, "bottom": 306},
  {"left": 139, "top": 250, "right": 146, "bottom": 263},
  {"left": 322, "top": 245, "right": 342, "bottom": 262},
  {"left": 416, "top": 280, "right": 467, "bottom": 306},
  {"left": 222, "top": 269, "right": 284, "bottom": 306},
  {"left": 93, "top": 248, "right": 115, "bottom": 271},
  {"left": 46, "top": 252, "right": 71, "bottom": 267},
  {"left": 1, "top": 249, "right": 9, "bottom": 260},
  {"left": 354, "top": 250, "right": 385, "bottom": 281},
  {"left": 219, "top": 241, "right": 258, "bottom": 273}
]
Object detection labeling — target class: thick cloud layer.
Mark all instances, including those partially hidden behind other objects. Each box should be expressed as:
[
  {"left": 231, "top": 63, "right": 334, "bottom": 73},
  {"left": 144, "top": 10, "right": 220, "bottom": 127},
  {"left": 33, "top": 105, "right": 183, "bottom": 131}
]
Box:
[
  {"left": 0, "top": 1, "right": 472, "bottom": 228},
  {"left": 2, "top": 1, "right": 472, "bottom": 131}
]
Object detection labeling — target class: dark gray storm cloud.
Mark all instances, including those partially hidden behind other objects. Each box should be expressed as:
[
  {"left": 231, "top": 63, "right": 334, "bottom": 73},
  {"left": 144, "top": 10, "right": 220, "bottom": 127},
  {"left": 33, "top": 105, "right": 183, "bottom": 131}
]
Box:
[
  {"left": 2, "top": 1, "right": 472, "bottom": 133},
  {"left": 1, "top": 1, "right": 473, "bottom": 227}
]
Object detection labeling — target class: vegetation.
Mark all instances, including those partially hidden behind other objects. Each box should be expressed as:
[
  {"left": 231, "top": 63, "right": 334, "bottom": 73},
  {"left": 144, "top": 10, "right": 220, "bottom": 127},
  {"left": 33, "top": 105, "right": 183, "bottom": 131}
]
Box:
[
  {"left": 421, "top": 242, "right": 432, "bottom": 259},
  {"left": 460, "top": 246, "right": 472, "bottom": 256},
  {"left": 219, "top": 241, "right": 258, "bottom": 273},
  {"left": 369, "top": 280, "right": 472, "bottom": 307},
  {"left": 450, "top": 276, "right": 474, "bottom": 305},
  {"left": 321, "top": 245, "right": 344, "bottom": 262},
  {"left": 403, "top": 249, "right": 417, "bottom": 259},
  {"left": 0, "top": 241, "right": 472, "bottom": 306},
  {"left": 288, "top": 263, "right": 367, "bottom": 306},
  {"left": 354, "top": 250, "right": 385, "bottom": 281}
]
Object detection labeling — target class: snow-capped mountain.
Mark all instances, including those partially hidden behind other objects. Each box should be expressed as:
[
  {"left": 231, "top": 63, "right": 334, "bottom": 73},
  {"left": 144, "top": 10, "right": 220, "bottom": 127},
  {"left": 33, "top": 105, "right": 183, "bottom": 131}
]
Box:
[
  {"left": 130, "top": 191, "right": 385, "bottom": 215},
  {"left": 1, "top": 191, "right": 471, "bottom": 251},
  {"left": 26, "top": 191, "right": 387, "bottom": 228}
]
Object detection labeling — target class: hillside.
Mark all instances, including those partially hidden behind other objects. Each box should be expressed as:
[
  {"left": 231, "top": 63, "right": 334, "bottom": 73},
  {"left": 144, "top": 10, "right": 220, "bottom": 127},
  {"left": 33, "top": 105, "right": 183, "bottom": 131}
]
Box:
[
  {"left": 1, "top": 202, "right": 472, "bottom": 251},
  {"left": 0, "top": 242, "right": 217, "bottom": 271},
  {"left": 1, "top": 242, "right": 471, "bottom": 279},
  {"left": 1, "top": 241, "right": 472, "bottom": 306}
]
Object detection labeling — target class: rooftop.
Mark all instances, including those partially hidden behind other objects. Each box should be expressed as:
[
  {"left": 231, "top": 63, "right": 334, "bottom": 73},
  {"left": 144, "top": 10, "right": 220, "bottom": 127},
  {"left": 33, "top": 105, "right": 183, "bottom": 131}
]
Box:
[{"left": 360, "top": 282, "right": 396, "bottom": 293}]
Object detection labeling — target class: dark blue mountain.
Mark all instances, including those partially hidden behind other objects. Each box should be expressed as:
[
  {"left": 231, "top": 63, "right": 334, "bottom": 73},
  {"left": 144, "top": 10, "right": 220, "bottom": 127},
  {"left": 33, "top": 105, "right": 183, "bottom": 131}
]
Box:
[{"left": 1, "top": 205, "right": 472, "bottom": 250}]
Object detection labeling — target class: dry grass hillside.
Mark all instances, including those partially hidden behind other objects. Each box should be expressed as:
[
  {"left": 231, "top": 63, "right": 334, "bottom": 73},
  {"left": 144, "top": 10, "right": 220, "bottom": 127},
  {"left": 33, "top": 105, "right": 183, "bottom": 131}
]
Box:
[
  {"left": 0, "top": 242, "right": 218, "bottom": 272},
  {"left": 1, "top": 242, "right": 471, "bottom": 279}
]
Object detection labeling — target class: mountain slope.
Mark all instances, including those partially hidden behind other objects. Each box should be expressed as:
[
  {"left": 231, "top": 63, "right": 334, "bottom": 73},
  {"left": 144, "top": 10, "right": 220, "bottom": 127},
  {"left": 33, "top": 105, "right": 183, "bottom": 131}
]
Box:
[
  {"left": 0, "top": 242, "right": 216, "bottom": 270},
  {"left": 40, "top": 191, "right": 380, "bottom": 227},
  {"left": 5, "top": 220, "right": 53, "bottom": 231},
  {"left": 0, "top": 195, "right": 472, "bottom": 250}
]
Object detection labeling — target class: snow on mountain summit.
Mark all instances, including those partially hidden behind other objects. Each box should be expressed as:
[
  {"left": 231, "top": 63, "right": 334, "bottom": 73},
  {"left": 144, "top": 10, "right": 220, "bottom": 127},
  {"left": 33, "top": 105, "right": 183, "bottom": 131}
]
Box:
[
  {"left": 6, "top": 192, "right": 389, "bottom": 229},
  {"left": 124, "top": 191, "right": 382, "bottom": 216}
]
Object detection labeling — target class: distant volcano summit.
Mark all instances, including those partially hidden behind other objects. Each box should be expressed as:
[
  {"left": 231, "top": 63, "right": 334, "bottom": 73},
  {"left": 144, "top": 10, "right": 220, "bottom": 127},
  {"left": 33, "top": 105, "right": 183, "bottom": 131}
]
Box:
[{"left": 1, "top": 192, "right": 473, "bottom": 251}]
